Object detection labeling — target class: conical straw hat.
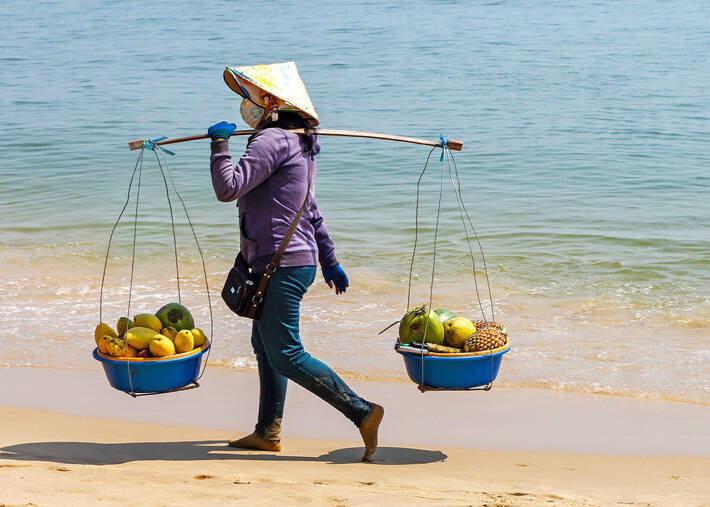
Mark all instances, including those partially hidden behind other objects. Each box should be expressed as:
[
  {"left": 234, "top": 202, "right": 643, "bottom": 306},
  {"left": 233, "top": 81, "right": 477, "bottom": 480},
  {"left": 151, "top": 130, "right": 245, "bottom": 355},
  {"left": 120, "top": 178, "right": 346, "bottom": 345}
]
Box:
[{"left": 223, "top": 61, "right": 319, "bottom": 126}]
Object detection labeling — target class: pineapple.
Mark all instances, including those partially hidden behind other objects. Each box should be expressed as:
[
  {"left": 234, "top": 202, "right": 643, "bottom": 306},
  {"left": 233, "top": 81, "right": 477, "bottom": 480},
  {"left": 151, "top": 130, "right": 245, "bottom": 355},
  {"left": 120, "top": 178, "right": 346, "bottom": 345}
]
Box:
[
  {"left": 473, "top": 320, "right": 508, "bottom": 337},
  {"left": 463, "top": 326, "right": 508, "bottom": 352}
]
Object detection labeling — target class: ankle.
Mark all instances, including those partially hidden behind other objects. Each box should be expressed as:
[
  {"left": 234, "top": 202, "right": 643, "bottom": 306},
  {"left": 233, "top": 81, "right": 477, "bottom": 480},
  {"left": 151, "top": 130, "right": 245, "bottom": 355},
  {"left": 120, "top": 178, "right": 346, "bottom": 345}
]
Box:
[
  {"left": 228, "top": 432, "right": 282, "bottom": 452},
  {"left": 256, "top": 419, "right": 282, "bottom": 442},
  {"left": 359, "top": 404, "right": 384, "bottom": 462}
]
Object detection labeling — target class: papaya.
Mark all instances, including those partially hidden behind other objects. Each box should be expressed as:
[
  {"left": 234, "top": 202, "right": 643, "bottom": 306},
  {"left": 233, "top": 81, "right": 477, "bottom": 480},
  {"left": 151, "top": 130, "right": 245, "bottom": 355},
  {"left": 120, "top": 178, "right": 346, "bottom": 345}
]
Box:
[{"left": 125, "top": 326, "right": 160, "bottom": 350}]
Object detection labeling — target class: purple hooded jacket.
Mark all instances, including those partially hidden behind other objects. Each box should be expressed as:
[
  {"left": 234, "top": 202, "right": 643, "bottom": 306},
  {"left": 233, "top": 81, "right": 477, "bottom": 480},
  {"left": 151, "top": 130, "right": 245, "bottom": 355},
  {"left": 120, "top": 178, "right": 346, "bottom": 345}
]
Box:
[{"left": 210, "top": 128, "right": 338, "bottom": 272}]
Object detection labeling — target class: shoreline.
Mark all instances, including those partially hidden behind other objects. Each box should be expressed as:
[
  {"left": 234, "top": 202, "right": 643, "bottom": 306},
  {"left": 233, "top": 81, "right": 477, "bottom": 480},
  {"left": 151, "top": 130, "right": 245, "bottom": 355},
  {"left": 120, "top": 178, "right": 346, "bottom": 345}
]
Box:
[
  {"left": 4, "top": 361, "right": 710, "bottom": 408},
  {"left": 2, "top": 254, "right": 709, "bottom": 407}
]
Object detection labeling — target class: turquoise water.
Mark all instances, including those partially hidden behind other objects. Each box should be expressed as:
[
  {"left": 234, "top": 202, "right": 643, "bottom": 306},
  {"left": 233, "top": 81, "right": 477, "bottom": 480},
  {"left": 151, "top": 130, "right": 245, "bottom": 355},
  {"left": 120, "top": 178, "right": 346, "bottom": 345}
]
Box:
[{"left": 1, "top": 1, "right": 709, "bottom": 402}]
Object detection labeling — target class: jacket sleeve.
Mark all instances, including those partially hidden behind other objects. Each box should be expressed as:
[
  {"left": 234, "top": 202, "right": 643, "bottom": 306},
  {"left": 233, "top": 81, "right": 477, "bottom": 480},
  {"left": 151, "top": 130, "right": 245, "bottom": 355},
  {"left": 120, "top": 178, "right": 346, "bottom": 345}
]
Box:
[
  {"left": 309, "top": 198, "right": 339, "bottom": 270},
  {"left": 209, "top": 130, "right": 289, "bottom": 202}
]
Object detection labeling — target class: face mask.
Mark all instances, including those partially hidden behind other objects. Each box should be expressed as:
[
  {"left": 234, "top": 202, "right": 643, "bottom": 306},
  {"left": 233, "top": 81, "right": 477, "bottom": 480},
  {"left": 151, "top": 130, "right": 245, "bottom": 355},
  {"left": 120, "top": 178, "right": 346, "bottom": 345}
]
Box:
[{"left": 240, "top": 99, "right": 265, "bottom": 129}]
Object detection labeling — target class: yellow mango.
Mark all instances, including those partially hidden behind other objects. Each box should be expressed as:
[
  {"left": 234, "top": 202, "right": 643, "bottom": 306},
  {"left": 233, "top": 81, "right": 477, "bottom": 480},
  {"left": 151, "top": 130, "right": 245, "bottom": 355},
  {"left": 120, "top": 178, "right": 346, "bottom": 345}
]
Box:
[
  {"left": 94, "top": 323, "right": 117, "bottom": 345},
  {"left": 149, "top": 335, "right": 175, "bottom": 357},
  {"left": 133, "top": 313, "right": 163, "bottom": 332},
  {"left": 126, "top": 326, "right": 160, "bottom": 350},
  {"left": 174, "top": 329, "right": 194, "bottom": 353},
  {"left": 190, "top": 328, "right": 207, "bottom": 347}
]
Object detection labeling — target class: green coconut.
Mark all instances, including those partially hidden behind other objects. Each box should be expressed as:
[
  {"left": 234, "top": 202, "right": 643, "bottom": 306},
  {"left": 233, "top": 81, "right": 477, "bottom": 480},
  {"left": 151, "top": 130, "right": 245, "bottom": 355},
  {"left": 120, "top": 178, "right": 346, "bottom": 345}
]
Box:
[
  {"left": 155, "top": 302, "right": 194, "bottom": 332},
  {"left": 433, "top": 308, "right": 457, "bottom": 324},
  {"left": 398, "top": 305, "right": 445, "bottom": 345}
]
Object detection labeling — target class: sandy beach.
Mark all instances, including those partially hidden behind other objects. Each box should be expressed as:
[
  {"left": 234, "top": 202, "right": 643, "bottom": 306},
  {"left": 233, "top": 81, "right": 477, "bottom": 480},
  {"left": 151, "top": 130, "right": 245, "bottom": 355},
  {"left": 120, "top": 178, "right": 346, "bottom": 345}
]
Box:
[{"left": 1, "top": 367, "right": 709, "bottom": 506}]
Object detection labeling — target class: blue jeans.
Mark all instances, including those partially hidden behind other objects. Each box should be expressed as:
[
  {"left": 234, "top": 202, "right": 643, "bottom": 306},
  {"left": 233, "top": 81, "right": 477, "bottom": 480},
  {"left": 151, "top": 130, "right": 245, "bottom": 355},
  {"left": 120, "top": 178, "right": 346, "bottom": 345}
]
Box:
[{"left": 250, "top": 266, "right": 374, "bottom": 441}]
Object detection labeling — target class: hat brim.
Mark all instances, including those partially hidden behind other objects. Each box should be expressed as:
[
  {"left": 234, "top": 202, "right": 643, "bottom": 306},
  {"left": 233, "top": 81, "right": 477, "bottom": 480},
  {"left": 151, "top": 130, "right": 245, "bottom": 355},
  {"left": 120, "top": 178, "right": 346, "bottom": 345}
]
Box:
[{"left": 223, "top": 67, "right": 319, "bottom": 127}]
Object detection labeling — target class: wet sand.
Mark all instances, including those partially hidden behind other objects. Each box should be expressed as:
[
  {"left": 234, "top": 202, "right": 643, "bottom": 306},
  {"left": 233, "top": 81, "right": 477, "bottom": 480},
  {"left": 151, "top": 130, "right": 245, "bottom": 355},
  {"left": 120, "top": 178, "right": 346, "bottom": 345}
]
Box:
[{"left": 1, "top": 366, "right": 709, "bottom": 505}]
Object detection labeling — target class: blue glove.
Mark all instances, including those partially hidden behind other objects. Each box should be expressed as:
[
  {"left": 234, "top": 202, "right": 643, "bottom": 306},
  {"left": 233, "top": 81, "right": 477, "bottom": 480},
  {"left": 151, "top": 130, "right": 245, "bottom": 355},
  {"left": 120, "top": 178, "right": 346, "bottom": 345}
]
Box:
[
  {"left": 208, "top": 121, "right": 236, "bottom": 141},
  {"left": 322, "top": 264, "right": 349, "bottom": 295}
]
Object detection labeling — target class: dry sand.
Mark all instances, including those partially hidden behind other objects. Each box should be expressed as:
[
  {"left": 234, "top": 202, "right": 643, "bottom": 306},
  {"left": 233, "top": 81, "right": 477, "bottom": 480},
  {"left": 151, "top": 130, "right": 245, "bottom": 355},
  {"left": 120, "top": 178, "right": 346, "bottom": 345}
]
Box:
[{"left": 1, "top": 367, "right": 709, "bottom": 506}]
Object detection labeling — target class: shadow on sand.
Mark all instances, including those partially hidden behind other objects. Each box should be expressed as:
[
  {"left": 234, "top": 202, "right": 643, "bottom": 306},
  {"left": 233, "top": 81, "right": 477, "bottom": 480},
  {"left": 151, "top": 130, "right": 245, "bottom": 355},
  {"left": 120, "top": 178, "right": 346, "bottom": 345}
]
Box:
[{"left": 0, "top": 440, "right": 447, "bottom": 466}]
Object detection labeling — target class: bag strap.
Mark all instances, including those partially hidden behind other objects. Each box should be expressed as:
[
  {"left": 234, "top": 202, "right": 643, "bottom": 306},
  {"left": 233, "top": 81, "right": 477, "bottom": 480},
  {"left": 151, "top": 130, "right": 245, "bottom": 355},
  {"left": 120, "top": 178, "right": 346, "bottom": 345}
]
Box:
[{"left": 251, "top": 154, "right": 313, "bottom": 304}]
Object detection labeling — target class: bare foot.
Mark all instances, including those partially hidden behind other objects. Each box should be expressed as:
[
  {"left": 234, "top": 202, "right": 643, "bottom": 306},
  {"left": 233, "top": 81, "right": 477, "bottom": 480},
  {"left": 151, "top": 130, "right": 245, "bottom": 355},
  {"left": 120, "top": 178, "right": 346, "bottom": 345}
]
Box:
[
  {"left": 228, "top": 432, "right": 281, "bottom": 452},
  {"left": 359, "top": 404, "right": 384, "bottom": 461}
]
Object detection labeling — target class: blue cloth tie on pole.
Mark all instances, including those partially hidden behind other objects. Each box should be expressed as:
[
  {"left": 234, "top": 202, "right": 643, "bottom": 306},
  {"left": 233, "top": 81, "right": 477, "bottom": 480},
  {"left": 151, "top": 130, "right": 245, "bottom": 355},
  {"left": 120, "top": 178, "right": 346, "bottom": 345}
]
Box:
[
  {"left": 143, "top": 136, "right": 175, "bottom": 156},
  {"left": 439, "top": 134, "right": 449, "bottom": 161}
]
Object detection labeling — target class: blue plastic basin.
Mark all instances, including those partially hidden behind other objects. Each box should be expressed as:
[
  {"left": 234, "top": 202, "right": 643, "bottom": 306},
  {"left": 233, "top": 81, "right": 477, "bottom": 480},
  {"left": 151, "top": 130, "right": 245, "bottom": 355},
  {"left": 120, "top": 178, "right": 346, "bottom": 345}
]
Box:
[
  {"left": 93, "top": 343, "right": 210, "bottom": 394},
  {"left": 396, "top": 343, "right": 510, "bottom": 389}
]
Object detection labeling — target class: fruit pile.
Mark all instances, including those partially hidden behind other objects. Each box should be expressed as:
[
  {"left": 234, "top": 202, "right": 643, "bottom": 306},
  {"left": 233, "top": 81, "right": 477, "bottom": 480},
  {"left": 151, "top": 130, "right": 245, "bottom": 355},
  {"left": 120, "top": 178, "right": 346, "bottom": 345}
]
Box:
[
  {"left": 94, "top": 303, "right": 208, "bottom": 359},
  {"left": 398, "top": 305, "right": 508, "bottom": 353}
]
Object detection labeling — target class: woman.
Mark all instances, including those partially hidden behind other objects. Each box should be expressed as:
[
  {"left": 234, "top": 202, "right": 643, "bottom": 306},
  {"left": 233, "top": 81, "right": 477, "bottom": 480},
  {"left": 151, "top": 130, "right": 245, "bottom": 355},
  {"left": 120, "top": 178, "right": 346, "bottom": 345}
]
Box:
[{"left": 208, "top": 62, "right": 383, "bottom": 461}]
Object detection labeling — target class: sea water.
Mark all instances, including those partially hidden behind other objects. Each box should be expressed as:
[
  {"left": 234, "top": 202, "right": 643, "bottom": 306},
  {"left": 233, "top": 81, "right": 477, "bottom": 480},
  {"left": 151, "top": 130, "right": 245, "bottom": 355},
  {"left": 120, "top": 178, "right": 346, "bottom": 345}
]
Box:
[{"left": 1, "top": 0, "right": 708, "bottom": 403}]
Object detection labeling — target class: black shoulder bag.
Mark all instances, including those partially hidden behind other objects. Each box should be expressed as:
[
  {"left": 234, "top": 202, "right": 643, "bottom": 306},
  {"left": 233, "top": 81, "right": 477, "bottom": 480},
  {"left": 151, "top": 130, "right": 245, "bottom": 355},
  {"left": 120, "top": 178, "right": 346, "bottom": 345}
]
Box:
[{"left": 221, "top": 156, "right": 312, "bottom": 320}]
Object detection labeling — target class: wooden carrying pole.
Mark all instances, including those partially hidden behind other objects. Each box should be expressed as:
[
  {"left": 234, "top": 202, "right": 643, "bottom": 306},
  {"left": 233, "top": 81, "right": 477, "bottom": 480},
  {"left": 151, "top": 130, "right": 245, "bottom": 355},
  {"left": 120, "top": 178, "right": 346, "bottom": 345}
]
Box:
[{"left": 128, "top": 129, "right": 463, "bottom": 152}]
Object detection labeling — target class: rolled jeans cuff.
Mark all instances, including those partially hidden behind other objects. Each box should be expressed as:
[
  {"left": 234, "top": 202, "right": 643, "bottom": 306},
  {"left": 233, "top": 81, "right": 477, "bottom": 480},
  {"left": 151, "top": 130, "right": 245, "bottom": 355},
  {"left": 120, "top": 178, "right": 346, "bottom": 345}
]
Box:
[
  {"left": 354, "top": 401, "right": 376, "bottom": 428},
  {"left": 255, "top": 419, "right": 282, "bottom": 442}
]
